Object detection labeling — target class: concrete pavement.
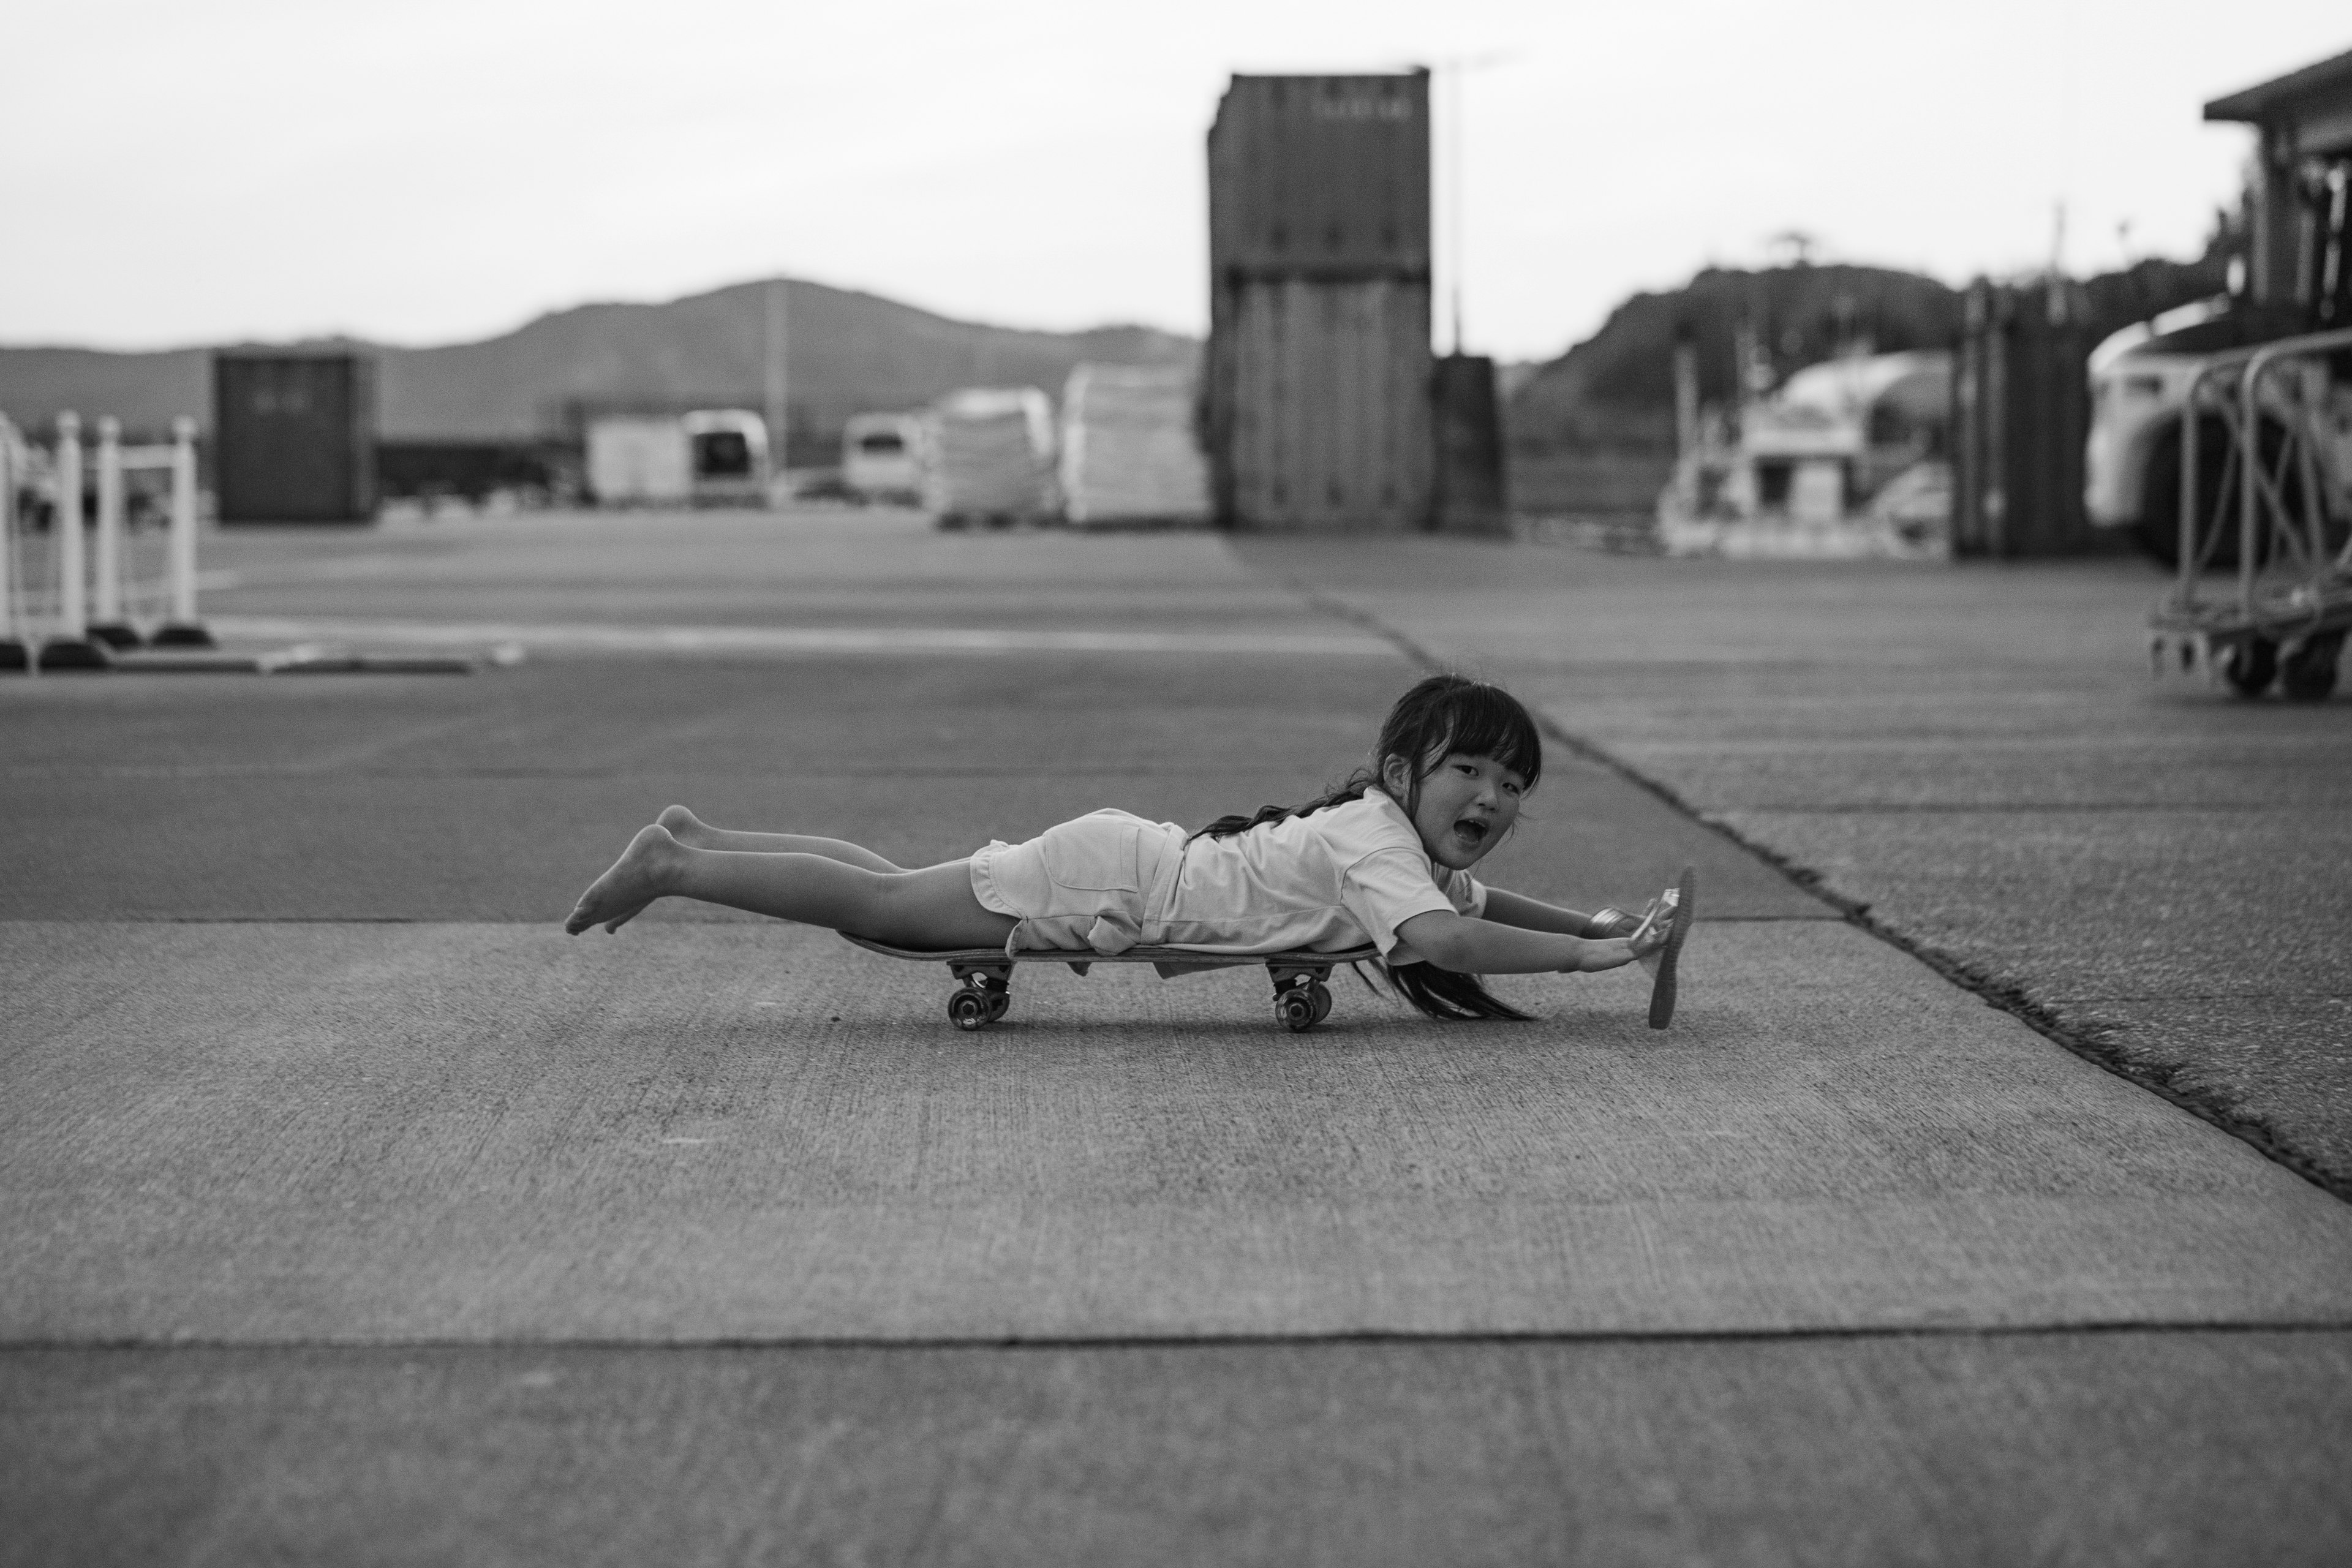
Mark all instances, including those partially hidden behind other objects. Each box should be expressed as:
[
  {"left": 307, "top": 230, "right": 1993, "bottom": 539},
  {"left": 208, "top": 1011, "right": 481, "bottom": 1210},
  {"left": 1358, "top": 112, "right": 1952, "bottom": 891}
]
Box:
[
  {"left": 1250, "top": 537, "right": 2352, "bottom": 1193},
  {"left": 4, "top": 508, "right": 2349, "bottom": 1564}
]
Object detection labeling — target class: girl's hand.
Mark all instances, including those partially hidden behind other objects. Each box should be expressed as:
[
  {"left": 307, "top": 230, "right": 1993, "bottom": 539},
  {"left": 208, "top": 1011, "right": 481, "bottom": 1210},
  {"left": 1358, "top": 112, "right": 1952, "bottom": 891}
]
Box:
[
  {"left": 1626, "top": 895, "right": 1676, "bottom": 957},
  {"left": 1568, "top": 936, "right": 1644, "bottom": 973}
]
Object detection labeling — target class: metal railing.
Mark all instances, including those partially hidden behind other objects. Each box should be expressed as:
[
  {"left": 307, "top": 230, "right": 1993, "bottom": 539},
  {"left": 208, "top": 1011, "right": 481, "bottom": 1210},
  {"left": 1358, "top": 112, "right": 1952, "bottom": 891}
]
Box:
[{"left": 2172, "top": 325, "right": 2352, "bottom": 617}]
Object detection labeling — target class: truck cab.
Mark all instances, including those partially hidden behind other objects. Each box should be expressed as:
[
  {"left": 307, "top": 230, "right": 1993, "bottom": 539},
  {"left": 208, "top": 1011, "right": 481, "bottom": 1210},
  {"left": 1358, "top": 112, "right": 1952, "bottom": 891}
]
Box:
[{"left": 2084, "top": 47, "right": 2352, "bottom": 565}]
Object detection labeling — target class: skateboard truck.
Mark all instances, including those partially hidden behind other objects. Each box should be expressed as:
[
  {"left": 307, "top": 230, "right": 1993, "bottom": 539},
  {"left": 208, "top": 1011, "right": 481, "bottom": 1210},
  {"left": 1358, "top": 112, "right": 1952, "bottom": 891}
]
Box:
[{"left": 847, "top": 935, "right": 1365, "bottom": 1033}]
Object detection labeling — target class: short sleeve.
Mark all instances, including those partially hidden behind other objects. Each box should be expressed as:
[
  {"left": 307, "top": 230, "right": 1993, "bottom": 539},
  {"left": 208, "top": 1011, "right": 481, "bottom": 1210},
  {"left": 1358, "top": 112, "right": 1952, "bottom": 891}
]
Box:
[
  {"left": 1449, "top": 871, "right": 1488, "bottom": 918},
  {"left": 1340, "top": 847, "right": 1461, "bottom": 956}
]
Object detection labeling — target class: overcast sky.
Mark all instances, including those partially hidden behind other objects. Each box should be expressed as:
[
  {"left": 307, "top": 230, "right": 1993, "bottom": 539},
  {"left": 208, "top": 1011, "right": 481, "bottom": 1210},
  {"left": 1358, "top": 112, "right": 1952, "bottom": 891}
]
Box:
[{"left": 4, "top": 1, "right": 2345, "bottom": 363}]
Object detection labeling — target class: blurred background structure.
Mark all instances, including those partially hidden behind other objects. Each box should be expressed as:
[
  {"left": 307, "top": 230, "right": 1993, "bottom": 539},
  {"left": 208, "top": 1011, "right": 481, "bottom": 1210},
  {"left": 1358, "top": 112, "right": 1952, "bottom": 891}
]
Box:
[{"left": 1, "top": 19, "right": 2347, "bottom": 557}]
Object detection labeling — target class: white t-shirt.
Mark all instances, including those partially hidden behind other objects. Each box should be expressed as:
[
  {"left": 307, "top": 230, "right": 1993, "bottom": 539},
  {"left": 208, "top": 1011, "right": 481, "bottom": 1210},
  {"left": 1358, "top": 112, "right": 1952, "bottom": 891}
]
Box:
[{"left": 1155, "top": 790, "right": 1487, "bottom": 962}]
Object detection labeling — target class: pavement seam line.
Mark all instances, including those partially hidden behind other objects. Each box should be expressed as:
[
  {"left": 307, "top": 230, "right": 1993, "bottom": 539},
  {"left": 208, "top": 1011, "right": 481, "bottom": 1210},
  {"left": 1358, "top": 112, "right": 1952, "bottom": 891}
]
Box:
[
  {"left": 1279, "top": 578, "right": 2352, "bottom": 1209},
  {"left": 10, "top": 1321, "right": 2352, "bottom": 1354}
]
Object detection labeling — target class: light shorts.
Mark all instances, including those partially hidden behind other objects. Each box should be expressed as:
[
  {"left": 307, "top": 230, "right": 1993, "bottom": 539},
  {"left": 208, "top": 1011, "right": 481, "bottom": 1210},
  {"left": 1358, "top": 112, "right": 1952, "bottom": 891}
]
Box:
[{"left": 969, "top": 809, "right": 1186, "bottom": 956}]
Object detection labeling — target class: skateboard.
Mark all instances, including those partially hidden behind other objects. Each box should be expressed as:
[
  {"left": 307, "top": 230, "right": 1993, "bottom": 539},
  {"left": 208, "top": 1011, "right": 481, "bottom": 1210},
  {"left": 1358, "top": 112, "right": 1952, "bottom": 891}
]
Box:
[
  {"left": 840, "top": 934, "right": 1376, "bottom": 1032},
  {"left": 842, "top": 869, "right": 1692, "bottom": 1035}
]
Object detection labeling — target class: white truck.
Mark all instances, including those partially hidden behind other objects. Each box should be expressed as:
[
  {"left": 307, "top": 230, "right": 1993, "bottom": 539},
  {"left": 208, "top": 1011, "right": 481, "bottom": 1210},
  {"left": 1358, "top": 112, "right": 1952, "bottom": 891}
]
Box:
[
  {"left": 586, "top": 410, "right": 771, "bottom": 507},
  {"left": 2082, "top": 299, "right": 2350, "bottom": 565}
]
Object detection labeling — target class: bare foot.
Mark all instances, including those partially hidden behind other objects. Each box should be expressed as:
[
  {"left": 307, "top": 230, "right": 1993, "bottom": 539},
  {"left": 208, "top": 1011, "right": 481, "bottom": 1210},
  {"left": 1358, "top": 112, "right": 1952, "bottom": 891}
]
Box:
[
  {"left": 655, "top": 804, "right": 710, "bottom": 846},
  {"left": 565, "top": 825, "right": 682, "bottom": 934}
]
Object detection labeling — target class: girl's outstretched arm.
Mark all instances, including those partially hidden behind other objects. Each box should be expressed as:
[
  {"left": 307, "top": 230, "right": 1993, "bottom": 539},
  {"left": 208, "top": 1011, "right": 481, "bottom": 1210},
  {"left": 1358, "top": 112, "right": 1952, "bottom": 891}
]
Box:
[
  {"left": 1395, "top": 909, "right": 1662, "bottom": 975},
  {"left": 1480, "top": 888, "right": 1615, "bottom": 938}
]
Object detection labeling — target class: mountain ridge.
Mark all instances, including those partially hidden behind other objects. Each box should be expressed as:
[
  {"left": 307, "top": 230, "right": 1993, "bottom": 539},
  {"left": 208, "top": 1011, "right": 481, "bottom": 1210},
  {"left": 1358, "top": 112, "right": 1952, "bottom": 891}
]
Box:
[{"left": 0, "top": 277, "right": 1198, "bottom": 447}]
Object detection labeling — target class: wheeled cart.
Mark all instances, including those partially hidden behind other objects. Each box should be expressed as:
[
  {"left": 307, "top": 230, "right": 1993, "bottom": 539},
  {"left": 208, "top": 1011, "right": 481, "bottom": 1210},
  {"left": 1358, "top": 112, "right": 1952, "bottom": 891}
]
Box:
[
  {"left": 2149, "top": 325, "right": 2352, "bottom": 701},
  {"left": 840, "top": 935, "right": 1378, "bottom": 1032}
]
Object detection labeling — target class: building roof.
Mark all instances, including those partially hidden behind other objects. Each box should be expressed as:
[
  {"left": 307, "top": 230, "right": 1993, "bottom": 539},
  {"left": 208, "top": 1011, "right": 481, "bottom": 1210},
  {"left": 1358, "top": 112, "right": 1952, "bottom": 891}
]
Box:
[{"left": 2203, "top": 46, "right": 2352, "bottom": 141}]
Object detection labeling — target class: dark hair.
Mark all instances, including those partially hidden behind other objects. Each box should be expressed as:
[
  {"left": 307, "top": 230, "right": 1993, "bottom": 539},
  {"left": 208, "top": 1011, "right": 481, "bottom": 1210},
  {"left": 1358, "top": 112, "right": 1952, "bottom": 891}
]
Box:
[{"left": 1191, "top": 674, "right": 1544, "bottom": 1022}]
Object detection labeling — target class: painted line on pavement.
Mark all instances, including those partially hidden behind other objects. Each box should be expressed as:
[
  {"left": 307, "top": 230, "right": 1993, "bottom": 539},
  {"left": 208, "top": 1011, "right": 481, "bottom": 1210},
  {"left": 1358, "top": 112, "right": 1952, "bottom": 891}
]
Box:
[{"left": 205, "top": 617, "right": 1401, "bottom": 659}]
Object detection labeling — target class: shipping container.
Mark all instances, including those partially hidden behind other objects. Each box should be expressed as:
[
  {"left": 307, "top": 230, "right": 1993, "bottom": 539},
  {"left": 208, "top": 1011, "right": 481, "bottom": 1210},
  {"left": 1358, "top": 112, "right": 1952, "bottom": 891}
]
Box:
[
  {"left": 1208, "top": 73, "right": 1431, "bottom": 280},
  {"left": 1210, "top": 277, "right": 1432, "bottom": 530},
  {"left": 1058, "top": 364, "right": 1210, "bottom": 526},
  {"left": 212, "top": 351, "right": 376, "bottom": 524}
]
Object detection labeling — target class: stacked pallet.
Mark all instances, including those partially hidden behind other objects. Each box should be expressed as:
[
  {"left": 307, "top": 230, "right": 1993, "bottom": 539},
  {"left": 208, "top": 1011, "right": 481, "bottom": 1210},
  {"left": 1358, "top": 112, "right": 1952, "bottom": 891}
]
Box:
[
  {"left": 924, "top": 388, "right": 1054, "bottom": 523},
  {"left": 1058, "top": 364, "right": 1211, "bottom": 527}
]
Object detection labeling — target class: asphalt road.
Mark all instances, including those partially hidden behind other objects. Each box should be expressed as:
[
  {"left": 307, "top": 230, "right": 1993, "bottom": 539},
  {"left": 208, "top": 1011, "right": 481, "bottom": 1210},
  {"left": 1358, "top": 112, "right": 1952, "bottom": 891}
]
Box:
[{"left": 4, "top": 508, "right": 2348, "bottom": 1565}]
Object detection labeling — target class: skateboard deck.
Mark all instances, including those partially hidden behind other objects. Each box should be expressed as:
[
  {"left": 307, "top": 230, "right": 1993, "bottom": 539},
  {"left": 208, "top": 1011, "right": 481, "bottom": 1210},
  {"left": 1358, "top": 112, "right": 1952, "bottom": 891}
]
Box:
[{"left": 841, "top": 933, "right": 1376, "bottom": 1031}]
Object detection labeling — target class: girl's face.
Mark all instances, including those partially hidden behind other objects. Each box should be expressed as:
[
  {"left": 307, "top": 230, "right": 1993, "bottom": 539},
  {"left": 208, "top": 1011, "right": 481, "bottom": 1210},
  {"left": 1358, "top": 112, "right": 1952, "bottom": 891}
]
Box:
[{"left": 1382, "top": 750, "right": 1526, "bottom": 872}]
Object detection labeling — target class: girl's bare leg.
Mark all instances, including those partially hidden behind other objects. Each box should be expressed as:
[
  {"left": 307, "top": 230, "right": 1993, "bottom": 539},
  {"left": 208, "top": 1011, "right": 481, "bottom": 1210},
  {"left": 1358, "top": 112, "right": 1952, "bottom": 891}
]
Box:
[
  {"left": 655, "top": 805, "right": 904, "bottom": 872},
  {"left": 565, "top": 825, "right": 1017, "bottom": 949}
]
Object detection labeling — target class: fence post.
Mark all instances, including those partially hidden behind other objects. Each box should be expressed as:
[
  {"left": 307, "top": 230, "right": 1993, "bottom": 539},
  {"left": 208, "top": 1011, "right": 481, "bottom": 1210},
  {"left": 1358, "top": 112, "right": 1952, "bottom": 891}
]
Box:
[
  {"left": 0, "top": 431, "right": 24, "bottom": 669},
  {"left": 153, "top": 417, "right": 214, "bottom": 647},
  {"left": 90, "top": 416, "right": 140, "bottom": 649},
  {"left": 37, "top": 411, "right": 111, "bottom": 669}
]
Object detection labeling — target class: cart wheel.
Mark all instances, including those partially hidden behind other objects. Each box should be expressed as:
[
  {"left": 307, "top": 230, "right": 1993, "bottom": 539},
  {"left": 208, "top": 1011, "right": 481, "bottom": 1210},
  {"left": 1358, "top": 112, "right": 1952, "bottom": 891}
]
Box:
[
  {"left": 1308, "top": 980, "right": 1332, "bottom": 1025},
  {"left": 2220, "top": 638, "right": 2278, "bottom": 698},
  {"left": 2281, "top": 635, "right": 2342, "bottom": 702},
  {"left": 947, "top": 987, "right": 994, "bottom": 1031},
  {"left": 1275, "top": 986, "right": 1318, "bottom": 1033}
]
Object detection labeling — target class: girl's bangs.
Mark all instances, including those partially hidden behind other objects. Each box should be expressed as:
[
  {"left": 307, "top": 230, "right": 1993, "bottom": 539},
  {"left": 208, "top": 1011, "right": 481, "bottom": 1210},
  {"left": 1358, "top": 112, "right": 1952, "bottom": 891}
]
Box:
[{"left": 1430, "top": 688, "right": 1544, "bottom": 786}]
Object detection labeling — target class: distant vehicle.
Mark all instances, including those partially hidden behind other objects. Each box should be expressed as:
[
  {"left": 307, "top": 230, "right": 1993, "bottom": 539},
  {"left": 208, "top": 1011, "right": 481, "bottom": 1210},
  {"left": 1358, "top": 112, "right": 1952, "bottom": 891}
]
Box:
[
  {"left": 841, "top": 413, "right": 924, "bottom": 504},
  {"left": 587, "top": 410, "right": 770, "bottom": 507},
  {"left": 1657, "top": 350, "right": 1953, "bottom": 557},
  {"left": 587, "top": 416, "right": 690, "bottom": 505},
  {"left": 2083, "top": 298, "right": 2350, "bottom": 565},
  {"left": 680, "top": 409, "right": 770, "bottom": 507}
]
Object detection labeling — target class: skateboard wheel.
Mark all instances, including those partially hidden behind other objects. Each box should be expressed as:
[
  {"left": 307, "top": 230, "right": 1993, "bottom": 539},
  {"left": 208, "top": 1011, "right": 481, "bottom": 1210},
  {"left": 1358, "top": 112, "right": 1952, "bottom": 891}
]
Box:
[
  {"left": 2281, "top": 634, "right": 2342, "bottom": 702},
  {"left": 1308, "top": 981, "right": 1332, "bottom": 1025},
  {"left": 1276, "top": 987, "right": 1317, "bottom": 1032},
  {"left": 948, "top": 988, "right": 993, "bottom": 1031},
  {"left": 985, "top": 990, "right": 1012, "bottom": 1023},
  {"left": 2221, "top": 638, "right": 2277, "bottom": 698}
]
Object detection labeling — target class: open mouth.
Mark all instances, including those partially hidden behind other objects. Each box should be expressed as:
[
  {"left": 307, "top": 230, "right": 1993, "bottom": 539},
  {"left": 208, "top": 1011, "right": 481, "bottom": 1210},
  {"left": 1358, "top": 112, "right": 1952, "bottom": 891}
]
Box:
[{"left": 1452, "top": 818, "right": 1489, "bottom": 847}]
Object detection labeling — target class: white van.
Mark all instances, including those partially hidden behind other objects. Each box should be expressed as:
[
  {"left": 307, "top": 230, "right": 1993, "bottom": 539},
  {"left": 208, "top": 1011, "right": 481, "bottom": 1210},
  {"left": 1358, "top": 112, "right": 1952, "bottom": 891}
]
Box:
[
  {"left": 842, "top": 413, "right": 924, "bottom": 504},
  {"left": 681, "top": 409, "right": 771, "bottom": 507}
]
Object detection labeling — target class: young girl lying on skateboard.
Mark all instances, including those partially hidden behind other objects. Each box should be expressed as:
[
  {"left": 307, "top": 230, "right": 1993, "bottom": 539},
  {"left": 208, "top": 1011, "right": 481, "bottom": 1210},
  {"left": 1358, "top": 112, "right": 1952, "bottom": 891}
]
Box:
[{"left": 565, "top": 674, "right": 1687, "bottom": 1023}]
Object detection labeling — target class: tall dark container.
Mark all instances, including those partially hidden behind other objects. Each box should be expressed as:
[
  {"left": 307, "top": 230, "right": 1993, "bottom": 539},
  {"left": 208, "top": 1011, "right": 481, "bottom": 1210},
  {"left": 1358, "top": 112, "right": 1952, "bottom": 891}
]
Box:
[
  {"left": 1951, "top": 281, "right": 2092, "bottom": 556},
  {"left": 1431, "top": 353, "right": 1507, "bottom": 535},
  {"left": 213, "top": 350, "right": 378, "bottom": 524},
  {"left": 1206, "top": 72, "right": 1434, "bottom": 530}
]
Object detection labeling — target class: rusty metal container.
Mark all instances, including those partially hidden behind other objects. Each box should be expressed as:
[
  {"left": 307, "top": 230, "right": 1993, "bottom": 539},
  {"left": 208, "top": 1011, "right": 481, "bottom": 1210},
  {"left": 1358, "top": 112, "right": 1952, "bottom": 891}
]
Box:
[
  {"left": 1208, "top": 73, "right": 1431, "bottom": 279},
  {"left": 1205, "top": 71, "right": 1434, "bottom": 530},
  {"left": 212, "top": 350, "right": 377, "bottom": 524},
  {"left": 1208, "top": 276, "right": 1432, "bottom": 530}
]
